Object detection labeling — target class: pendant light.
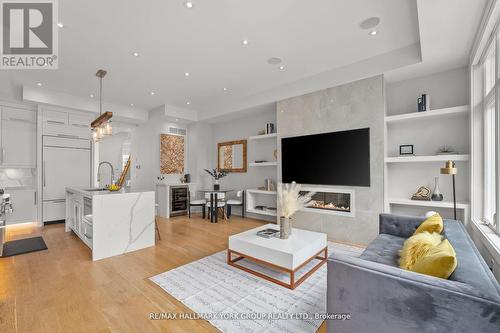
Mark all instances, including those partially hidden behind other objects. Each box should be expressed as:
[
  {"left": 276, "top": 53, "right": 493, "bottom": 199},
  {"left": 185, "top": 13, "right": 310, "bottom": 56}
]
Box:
[{"left": 91, "top": 69, "right": 113, "bottom": 142}]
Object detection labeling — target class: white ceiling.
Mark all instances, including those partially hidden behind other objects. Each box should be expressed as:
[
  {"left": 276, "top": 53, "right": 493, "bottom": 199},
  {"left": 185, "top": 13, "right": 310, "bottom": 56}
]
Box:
[
  {"left": 1, "top": 0, "right": 419, "bottom": 118},
  {"left": 0, "top": 0, "right": 487, "bottom": 119},
  {"left": 384, "top": 0, "right": 488, "bottom": 82}
]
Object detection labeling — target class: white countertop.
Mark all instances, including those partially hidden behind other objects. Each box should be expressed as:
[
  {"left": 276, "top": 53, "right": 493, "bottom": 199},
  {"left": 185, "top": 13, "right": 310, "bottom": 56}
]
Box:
[
  {"left": 155, "top": 182, "right": 195, "bottom": 186},
  {"left": 66, "top": 186, "right": 151, "bottom": 198}
]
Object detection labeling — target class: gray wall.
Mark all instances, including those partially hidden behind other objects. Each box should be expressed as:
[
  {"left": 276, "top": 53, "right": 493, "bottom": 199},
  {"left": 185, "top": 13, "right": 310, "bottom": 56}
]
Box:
[{"left": 276, "top": 75, "right": 385, "bottom": 245}]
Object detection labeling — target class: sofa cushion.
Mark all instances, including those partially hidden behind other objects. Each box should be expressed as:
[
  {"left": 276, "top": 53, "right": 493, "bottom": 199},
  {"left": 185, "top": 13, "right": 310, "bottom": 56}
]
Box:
[
  {"left": 443, "top": 220, "right": 500, "bottom": 299},
  {"left": 399, "top": 231, "right": 443, "bottom": 270},
  {"left": 414, "top": 213, "right": 443, "bottom": 235},
  {"left": 411, "top": 239, "right": 457, "bottom": 279},
  {"left": 360, "top": 233, "right": 405, "bottom": 267}
]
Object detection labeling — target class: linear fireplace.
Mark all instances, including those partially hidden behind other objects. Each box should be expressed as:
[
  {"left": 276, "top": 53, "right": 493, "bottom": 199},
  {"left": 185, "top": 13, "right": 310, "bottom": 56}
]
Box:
[{"left": 300, "top": 187, "right": 354, "bottom": 217}]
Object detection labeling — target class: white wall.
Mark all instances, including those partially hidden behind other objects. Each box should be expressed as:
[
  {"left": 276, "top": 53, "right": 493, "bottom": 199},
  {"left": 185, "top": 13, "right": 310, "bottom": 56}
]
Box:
[
  {"left": 130, "top": 118, "right": 188, "bottom": 191},
  {"left": 386, "top": 67, "right": 468, "bottom": 115}
]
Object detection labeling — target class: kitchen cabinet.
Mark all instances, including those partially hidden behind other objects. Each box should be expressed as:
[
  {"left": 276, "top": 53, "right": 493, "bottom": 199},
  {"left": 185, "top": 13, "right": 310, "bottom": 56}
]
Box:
[
  {"left": 42, "top": 136, "right": 91, "bottom": 222},
  {"left": 5, "top": 189, "right": 37, "bottom": 225},
  {"left": 0, "top": 107, "right": 36, "bottom": 167},
  {"left": 42, "top": 109, "right": 92, "bottom": 139}
]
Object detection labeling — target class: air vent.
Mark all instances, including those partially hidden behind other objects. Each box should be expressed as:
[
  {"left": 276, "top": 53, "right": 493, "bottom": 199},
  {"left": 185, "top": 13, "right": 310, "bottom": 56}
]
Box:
[{"left": 169, "top": 127, "right": 186, "bottom": 136}]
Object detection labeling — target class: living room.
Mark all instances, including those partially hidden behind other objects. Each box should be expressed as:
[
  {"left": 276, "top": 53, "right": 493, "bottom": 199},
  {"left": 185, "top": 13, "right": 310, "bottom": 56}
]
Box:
[{"left": 1, "top": 0, "right": 499, "bottom": 332}]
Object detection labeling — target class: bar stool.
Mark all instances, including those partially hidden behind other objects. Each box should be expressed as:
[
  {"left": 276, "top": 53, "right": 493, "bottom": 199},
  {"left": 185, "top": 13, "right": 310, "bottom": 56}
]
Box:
[{"left": 155, "top": 203, "right": 161, "bottom": 240}]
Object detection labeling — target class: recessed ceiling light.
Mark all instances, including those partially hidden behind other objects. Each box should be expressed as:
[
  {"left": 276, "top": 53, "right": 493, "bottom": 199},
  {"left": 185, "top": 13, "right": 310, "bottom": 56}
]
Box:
[
  {"left": 132, "top": 52, "right": 140, "bottom": 57},
  {"left": 175, "top": 118, "right": 179, "bottom": 122},
  {"left": 279, "top": 65, "right": 285, "bottom": 70},
  {"left": 57, "top": 22, "right": 64, "bottom": 28},
  {"left": 186, "top": 101, "right": 190, "bottom": 105},
  {"left": 130, "top": 103, "right": 134, "bottom": 107},
  {"left": 241, "top": 39, "right": 249, "bottom": 46},
  {"left": 184, "top": 72, "right": 190, "bottom": 77},
  {"left": 369, "top": 30, "right": 378, "bottom": 36},
  {"left": 90, "top": 94, "right": 94, "bottom": 98},
  {"left": 223, "top": 87, "right": 228, "bottom": 91},
  {"left": 150, "top": 91, "right": 156, "bottom": 95},
  {"left": 280, "top": 110, "right": 284, "bottom": 113},
  {"left": 360, "top": 17, "right": 380, "bottom": 30},
  {"left": 184, "top": 1, "right": 194, "bottom": 9},
  {"left": 36, "top": 82, "right": 42, "bottom": 86}
]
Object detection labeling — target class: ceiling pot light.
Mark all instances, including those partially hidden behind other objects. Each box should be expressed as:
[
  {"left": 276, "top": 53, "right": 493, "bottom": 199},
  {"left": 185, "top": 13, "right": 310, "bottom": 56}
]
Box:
[
  {"left": 279, "top": 65, "right": 285, "bottom": 70},
  {"left": 186, "top": 101, "right": 190, "bottom": 105},
  {"left": 369, "top": 30, "right": 378, "bottom": 36},
  {"left": 184, "top": 72, "right": 190, "bottom": 77},
  {"left": 132, "top": 52, "right": 139, "bottom": 57},
  {"left": 223, "top": 87, "right": 228, "bottom": 91},
  {"left": 267, "top": 57, "right": 282, "bottom": 65},
  {"left": 36, "top": 82, "right": 42, "bottom": 86},
  {"left": 150, "top": 91, "right": 155, "bottom": 95},
  {"left": 90, "top": 94, "right": 94, "bottom": 98},
  {"left": 57, "top": 22, "right": 64, "bottom": 28},
  {"left": 241, "top": 39, "right": 249, "bottom": 45},
  {"left": 184, "top": 1, "right": 194, "bottom": 9},
  {"left": 359, "top": 17, "right": 380, "bottom": 30},
  {"left": 130, "top": 103, "right": 134, "bottom": 107}
]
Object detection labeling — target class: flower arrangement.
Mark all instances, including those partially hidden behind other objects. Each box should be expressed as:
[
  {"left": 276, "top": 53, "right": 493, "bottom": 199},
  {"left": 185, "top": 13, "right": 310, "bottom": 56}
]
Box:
[
  {"left": 204, "top": 168, "right": 228, "bottom": 180},
  {"left": 277, "top": 182, "right": 315, "bottom": 218}
]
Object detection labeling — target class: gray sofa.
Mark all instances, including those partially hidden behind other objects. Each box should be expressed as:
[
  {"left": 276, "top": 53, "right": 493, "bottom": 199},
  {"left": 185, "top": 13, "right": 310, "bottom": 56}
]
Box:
[{"left": 327, "top": 213, "right": 500, "bottom": 333}]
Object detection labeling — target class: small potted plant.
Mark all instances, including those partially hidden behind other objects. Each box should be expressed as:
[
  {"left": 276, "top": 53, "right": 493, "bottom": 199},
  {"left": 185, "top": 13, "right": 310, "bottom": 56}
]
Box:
[
  {"left": 204, "top": 168, "right": 228, "bottom": 190},
  {"left": 277, "top": 182, "right": 314, "bottom": 239}
]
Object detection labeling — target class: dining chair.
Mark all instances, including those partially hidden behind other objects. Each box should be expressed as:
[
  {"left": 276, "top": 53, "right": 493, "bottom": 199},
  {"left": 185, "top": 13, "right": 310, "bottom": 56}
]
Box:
[
  {"left": 188, "top": 191, "right": 206, "bottom": 218},
  {"left": 227, "top": 190, "right": 245, "bottom": 218},
  {"left": 205, "top": 192, "right": 227, "bottom": 220}
]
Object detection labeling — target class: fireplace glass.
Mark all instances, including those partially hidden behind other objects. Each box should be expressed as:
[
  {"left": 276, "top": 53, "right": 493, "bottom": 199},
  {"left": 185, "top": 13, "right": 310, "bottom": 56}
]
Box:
[{"left": 300, "top": 191, "right": 351, "bottom": 213}]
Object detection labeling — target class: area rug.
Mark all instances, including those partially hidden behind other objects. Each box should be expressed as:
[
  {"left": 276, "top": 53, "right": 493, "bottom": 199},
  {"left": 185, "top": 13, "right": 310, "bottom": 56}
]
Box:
[{"left": 150, "top": 242, "right": 363, "bottom": 333}]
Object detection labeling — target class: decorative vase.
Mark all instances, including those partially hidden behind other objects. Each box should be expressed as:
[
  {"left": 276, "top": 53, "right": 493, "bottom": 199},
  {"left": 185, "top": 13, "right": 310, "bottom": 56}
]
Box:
[
  {"left": 214, "top": 180, "right": 220, "bottom": 191},
  {"left": 431, "top": 176, "right": 443, "bottom": 201},
  {"left": 280, "top": 217, "right": 292, "bottom": 239}
]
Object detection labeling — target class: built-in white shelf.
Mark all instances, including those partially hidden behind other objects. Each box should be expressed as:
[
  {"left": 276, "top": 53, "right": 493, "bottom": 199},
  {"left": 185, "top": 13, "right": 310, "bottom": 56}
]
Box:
[
  {"left": 249, "top": 162, "right": 277, "bottom": 167},
  {"left": 385, "top": 105, "right": 469, "bottom": 124},
  {"left": 385, "top": 154, "right": 470, "bottom": 163},
  {"left": 388, "top": 198, "right": 469, "bottom": 209},
  {"left": 246, "top": 208, "right": 277, "bottom": 217},
  {"left": 246, "top": 189, "right": 277, "bottom": 195},
  {"left": 248, "top": 133, "right": 278, "bottom": 141}
]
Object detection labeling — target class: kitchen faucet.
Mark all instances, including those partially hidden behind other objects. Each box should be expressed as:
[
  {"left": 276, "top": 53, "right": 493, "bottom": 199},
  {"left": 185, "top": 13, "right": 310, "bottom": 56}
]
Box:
[{"left": 97, "top": 161, "right": 114, "bottom": 186}]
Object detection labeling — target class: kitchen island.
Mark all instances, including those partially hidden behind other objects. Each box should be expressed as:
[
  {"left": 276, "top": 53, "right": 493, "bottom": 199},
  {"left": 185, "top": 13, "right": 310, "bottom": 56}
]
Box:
[{"left": 65, "top": 187, "right": 155, "bottom": 261}]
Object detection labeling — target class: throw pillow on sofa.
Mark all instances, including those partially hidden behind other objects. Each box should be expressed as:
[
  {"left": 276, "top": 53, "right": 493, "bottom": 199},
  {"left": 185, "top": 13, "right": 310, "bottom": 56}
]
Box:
[
  {"left": 413, "top": 213, "right": 444, "bottom": 235},
  {"left": 411, "top": 239, "right": 457, "bottom": 279},
  {"left": 399, "top": 231, "right": 443, "bottom": 270}
]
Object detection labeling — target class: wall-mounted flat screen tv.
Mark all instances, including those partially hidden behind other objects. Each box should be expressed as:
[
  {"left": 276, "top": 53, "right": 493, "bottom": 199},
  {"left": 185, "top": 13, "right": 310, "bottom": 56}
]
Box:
[{"left": 281, "top": 128, "right": 370, "bottom": 187}]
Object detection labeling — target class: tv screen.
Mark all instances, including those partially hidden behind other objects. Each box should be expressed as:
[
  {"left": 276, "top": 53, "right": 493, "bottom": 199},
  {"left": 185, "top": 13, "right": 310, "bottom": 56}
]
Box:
[{"left": 281, "top": 128, "right": 370, "bottom": 187}]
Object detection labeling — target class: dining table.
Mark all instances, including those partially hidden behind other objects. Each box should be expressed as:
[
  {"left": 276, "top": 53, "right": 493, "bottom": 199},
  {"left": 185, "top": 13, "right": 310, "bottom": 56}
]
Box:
[{"left": 197, "top": 189, "right": 234, "bottom": 223}]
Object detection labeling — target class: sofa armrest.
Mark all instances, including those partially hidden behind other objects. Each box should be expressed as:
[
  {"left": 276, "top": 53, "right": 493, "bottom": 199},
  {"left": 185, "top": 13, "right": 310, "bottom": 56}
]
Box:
[
  {"left": 327, "top": 254, "right": 500, "bottom": 333},
  {"left": 379, "top": 213, "right": 424, "bottom": 238}
]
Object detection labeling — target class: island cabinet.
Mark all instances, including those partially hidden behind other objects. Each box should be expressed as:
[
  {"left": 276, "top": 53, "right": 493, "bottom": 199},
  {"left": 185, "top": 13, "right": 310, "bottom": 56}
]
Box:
[{"left": 65, "top": 187, "right": 155, "bottom": 261}]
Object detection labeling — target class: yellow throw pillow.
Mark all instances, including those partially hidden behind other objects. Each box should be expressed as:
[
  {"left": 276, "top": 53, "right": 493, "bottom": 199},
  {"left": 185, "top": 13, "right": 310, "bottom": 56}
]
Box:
[
  {"left": 399, "top": 232, "right": 443, "bottom": 270},
  {"left": 414, "top": 213, "right": 443, "bottom": 235},
  {"left": 411, "top": 239, "right": 457, "bottom": 279}
]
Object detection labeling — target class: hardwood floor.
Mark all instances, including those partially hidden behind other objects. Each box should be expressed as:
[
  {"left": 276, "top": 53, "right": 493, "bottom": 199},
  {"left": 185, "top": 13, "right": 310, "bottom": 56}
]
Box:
[{"left": 0, "top": 216, "right": 327, "bottom": 333}]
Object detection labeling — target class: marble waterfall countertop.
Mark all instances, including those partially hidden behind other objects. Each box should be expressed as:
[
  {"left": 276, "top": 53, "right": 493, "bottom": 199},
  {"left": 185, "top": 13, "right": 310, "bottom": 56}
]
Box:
[{"left": 65, "top": 187, "right": 155, "bottom": 261}]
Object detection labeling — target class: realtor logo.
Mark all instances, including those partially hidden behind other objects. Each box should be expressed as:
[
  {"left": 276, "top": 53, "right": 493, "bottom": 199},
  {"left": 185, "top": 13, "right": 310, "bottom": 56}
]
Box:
[{"left": 1, "top": 0, "right": 58, "bottom": 69}]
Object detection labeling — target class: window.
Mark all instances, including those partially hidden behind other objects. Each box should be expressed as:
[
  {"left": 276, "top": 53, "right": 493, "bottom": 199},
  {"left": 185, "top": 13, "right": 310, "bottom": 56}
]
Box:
[{"left": 473, "top": 32, "right": 499, "bottom": 234}]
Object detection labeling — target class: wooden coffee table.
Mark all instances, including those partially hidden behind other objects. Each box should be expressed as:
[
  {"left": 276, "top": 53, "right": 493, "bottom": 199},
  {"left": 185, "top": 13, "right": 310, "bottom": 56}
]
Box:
[{"left": 228, "top": 224, "right": 328, "bottom": 289}]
